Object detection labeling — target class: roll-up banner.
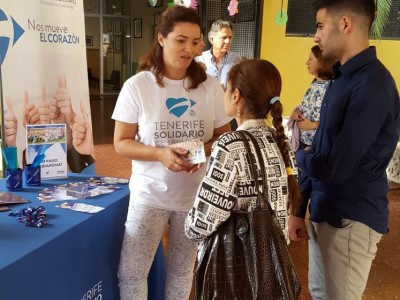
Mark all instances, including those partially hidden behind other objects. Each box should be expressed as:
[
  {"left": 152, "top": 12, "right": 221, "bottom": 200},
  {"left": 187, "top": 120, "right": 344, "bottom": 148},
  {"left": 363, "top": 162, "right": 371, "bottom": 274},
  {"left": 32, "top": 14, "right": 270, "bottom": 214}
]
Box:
[{"left": 0, "top": 0, "right": 95, "bottom": 175}]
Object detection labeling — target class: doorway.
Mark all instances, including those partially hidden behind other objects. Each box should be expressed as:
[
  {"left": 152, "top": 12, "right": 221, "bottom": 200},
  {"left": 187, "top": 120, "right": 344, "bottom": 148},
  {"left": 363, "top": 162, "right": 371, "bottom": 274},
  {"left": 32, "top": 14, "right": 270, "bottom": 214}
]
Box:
[
  {"left": 84, "top": 0, "right": 132, "bottom": 97},
  {"left": 102, "top": 18, "right": 131, "bottom": 95}
]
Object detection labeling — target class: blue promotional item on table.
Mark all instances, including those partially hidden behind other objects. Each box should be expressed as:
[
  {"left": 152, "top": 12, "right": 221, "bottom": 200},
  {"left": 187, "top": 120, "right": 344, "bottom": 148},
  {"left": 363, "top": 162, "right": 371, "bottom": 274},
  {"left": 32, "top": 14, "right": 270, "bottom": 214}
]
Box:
[
  {"left": 25, "top": 164, "right": 41, "bottom": 186},
  {"left": 55, "top": 182, "right": 90, "bottom": 199},
  {"left": 5, "top": 168, "right": 23, "bottom": 191},
  {"left": 2, "top": 146, "right": 18, "bottom": 171},
  {"left": 8, "top": 206, "right": 48, "bottom": 228}
]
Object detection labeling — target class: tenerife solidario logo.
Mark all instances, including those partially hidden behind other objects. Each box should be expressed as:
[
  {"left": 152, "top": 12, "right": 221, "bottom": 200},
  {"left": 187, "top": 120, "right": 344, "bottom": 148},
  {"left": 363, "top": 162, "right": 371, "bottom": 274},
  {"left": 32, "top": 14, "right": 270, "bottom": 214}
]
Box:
[
  {"left": 0, "top": 9, "right": 25, "bottom": 66},
  {"left": 166, "top": 97, "right": 196, "bottom": 117}
]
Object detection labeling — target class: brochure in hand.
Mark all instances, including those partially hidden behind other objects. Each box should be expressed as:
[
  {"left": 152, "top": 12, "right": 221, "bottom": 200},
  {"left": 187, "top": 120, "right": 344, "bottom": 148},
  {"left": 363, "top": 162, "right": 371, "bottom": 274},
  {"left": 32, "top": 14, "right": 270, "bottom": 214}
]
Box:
[{"left": 169, "top": 138, "right": 206, "bottom": 164}]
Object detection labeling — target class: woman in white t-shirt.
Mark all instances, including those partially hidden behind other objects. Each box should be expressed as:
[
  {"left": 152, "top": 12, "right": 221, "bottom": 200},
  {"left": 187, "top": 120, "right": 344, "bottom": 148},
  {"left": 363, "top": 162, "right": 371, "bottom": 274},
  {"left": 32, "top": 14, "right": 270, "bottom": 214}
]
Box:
[{"left": 112, "top": 5, "right": 231, "bottom": 300}]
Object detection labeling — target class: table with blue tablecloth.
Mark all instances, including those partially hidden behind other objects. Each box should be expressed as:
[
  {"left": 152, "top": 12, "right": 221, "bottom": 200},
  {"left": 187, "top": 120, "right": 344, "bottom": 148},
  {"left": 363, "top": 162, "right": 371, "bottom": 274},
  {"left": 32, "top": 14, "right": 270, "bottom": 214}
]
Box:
[{"left": 0, "top": 174, "right": 166, "bottom": 300}]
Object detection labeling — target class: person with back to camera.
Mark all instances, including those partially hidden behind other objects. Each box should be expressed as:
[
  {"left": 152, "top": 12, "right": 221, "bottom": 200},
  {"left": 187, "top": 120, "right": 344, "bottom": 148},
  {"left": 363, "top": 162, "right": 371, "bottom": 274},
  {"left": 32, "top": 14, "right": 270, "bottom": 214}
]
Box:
[
  {"left": 196, "top": 19, "right": 241, "bottom": 129},
  {"left": 185, "top": 59, "right": 303, "bottom": 295},
  {"left": 288, "top": 45, "right": 335, "bottom": 227},
  {"left": 111, "top": 5, "right": 232, "bottom": 300},
  {"left": 289, "top": 0, "right": 400, "bottom": 299}
]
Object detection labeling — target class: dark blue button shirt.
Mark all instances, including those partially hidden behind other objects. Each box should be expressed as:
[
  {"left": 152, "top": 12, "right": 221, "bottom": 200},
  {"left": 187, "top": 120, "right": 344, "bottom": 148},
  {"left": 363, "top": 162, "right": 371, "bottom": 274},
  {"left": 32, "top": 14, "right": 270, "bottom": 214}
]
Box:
[{"left": 296, "top": 47, "right": 400, "bottom": 234}]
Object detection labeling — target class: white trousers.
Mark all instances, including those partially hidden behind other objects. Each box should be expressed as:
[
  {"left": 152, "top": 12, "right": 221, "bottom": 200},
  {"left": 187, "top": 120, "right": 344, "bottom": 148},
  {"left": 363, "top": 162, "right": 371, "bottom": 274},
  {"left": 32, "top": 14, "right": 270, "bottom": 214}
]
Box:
[{"left": 118, "top": 201, "right": 197, "bottom": 300}]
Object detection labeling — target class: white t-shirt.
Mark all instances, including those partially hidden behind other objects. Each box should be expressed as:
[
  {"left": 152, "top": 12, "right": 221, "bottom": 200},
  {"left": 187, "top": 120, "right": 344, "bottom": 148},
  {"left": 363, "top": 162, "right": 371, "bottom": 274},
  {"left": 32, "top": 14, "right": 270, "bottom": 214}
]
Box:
[{"left": 112, "top": 71, "right": 232, "bottom": 211}]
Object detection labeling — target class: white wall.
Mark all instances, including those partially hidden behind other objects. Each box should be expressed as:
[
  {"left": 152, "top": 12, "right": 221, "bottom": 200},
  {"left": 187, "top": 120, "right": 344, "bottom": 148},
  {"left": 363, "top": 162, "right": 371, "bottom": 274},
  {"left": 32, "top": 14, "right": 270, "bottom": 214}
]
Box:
[
  {"left": 85, "top": 17, "right": 100, "bottom": 49},
  {"left": 131, "top": 2, "right": 166, "bottom": 64}
]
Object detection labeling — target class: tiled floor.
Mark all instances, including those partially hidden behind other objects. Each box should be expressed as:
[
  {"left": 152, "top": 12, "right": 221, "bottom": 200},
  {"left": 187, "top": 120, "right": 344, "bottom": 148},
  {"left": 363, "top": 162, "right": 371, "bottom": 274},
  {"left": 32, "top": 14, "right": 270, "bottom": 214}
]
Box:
[{"left": 91, "top": 96, "right": 400, "bottom": 300}]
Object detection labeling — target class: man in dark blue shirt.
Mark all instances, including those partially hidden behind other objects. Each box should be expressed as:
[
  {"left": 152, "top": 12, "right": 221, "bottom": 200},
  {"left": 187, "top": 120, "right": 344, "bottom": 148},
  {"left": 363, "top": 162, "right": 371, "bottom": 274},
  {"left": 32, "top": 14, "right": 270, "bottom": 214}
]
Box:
[{"left": 288, "top": 0, "right": 400, "bottom": 299}]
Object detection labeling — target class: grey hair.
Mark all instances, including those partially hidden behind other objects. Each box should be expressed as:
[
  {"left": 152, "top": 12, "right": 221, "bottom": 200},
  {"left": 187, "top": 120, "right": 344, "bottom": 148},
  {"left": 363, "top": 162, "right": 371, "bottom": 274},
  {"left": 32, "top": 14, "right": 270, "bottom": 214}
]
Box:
[{"left": 207, "top": 20, "right": 234, "bottom": 44}]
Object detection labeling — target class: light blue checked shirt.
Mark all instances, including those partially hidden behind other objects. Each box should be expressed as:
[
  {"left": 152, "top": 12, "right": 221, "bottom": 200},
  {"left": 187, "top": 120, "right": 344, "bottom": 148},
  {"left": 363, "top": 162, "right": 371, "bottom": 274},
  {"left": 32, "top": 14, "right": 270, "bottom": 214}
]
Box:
[{"left": 195, "top": 49, "right": 241, "bottom": 86}]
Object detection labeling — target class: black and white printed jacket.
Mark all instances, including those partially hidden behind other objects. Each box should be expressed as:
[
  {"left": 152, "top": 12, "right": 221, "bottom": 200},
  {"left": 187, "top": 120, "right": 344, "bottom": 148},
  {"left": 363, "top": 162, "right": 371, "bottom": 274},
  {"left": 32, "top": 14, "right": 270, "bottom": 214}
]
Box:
[{"left": 185, "top": 119, "right": 297, "bottom": 243}]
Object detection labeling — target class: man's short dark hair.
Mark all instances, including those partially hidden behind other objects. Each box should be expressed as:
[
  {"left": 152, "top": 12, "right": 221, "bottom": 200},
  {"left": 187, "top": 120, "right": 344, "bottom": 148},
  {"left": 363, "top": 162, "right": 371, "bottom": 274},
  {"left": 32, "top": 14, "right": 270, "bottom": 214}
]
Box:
[{"left": 312, "top": 0, "right": 376, "bottom": 30}]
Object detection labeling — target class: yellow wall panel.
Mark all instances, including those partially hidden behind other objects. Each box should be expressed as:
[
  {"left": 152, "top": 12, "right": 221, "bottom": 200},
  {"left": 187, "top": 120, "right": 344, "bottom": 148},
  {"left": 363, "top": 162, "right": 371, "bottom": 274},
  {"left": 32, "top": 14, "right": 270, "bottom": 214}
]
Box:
[{"left": 260, "top": 1, "right": 400, "bottom": 115}]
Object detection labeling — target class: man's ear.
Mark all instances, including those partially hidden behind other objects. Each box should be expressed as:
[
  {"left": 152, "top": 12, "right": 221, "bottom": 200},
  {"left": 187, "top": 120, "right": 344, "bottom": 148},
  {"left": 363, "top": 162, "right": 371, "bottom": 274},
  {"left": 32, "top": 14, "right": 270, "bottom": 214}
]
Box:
[{"left": 341, "top": 16, "right": 352, "bottom": 32}]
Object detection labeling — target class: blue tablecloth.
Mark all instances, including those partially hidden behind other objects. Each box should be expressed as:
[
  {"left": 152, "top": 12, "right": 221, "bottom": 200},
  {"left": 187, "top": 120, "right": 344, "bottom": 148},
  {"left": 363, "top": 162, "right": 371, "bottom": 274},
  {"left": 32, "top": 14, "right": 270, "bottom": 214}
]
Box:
[{"left": 0, "top": 174, "right": 166, "bottom": 300}]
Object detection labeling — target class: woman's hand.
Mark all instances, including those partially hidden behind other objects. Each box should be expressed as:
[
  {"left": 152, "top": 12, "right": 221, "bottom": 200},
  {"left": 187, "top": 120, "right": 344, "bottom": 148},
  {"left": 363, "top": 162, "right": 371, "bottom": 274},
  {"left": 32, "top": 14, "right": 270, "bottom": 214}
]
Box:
[
  {"left": 187, "top": 163, "right": 203, "bottom": 174},
  {"left": 158, "top": 147, "right": 196, "bottom": 173},
  {"left": 290, "top": 109, "right": 304, "bottom": 121},
  {"left": 298, "top": 116, "right": 319, "bottom": 131},
  {"left": 288, "top": 215, "right": 309, "bottom": 242},
  {"left": 114, "top": 121, "right": 203, "bottom": 173}
]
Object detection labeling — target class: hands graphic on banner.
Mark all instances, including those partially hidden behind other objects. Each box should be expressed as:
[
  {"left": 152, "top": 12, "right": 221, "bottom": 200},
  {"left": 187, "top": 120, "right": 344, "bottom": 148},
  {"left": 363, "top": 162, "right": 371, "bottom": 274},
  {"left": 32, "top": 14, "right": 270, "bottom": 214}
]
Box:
[
  {"left": 52, "top": 75, "right": 93, "bottom": 157},
  {"left": 53, "top": 75, "right": 76, "bottom": 127},
  {"left": 3, "top": 74, "right": 94, "bottom": 171},
  {"left": 23, "top": 91, "right": 40, "bottom": 126},
  {"left": 38, "top": 87, "right": 51, "bottom": 124},
  {"left": 72, "top": 99, "right": 94, "bottom": 157},
  {"left": 5, "top": 97, "right": 18, "bottom": 147},
  {"left": 38, "top": 85, "right": 73, "bottom": 150}
]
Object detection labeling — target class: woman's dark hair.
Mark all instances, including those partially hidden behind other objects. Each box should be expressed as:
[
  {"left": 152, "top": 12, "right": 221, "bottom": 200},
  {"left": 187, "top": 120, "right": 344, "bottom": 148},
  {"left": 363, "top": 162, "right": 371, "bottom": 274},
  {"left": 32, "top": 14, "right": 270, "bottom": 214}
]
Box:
[
  {"left": 311, "top": 45, "right": 335, "bottom": 80},
  {"left": 227, "top": 59, "right": 302, "bottom": 213},
  {"left": 137, "top": 5, "right": 206, "bottom": 89}
]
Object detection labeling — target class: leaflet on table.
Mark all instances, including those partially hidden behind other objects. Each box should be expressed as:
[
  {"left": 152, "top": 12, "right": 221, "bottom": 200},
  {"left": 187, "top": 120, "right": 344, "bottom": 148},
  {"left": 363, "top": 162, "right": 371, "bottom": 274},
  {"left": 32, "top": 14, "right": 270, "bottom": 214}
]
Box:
[
  {"left": 38, "top": 177, "right": 127, "bottom": 202},
  {"left": 0, "top": 192, "right": 30, "bottom": 205},
  {"left": 26, "top": 124, "right": 67, "bottom": 180},
  {"left": 57, "top": 202, "right": 105, "bottom": 214},
  {"left": 39, "top": 183, "right": 116, "bottom": 202},
  {"left": 169, "top": 138, "right": 206, "bottom": 164}
]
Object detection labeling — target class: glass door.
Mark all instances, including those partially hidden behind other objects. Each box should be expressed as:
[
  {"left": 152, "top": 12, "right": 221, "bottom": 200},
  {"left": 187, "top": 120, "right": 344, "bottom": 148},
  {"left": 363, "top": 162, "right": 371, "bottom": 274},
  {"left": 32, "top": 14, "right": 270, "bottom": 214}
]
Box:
[
  {"left": 85, "top": 16, "right": 101, "bottom": 98},
  {"left": 102, "top": 18, "right": 131, "bottom": 95}
]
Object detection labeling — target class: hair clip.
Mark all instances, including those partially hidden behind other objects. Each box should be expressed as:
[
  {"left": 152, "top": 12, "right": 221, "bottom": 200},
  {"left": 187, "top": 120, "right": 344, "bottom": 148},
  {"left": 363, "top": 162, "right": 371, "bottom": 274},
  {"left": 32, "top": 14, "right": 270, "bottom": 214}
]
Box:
[
  {"left": 270, "top": 96, "right": 280, "bottom": 105},
  {"left": 286, "top": 167, "right": 293, "bottom": 176}
]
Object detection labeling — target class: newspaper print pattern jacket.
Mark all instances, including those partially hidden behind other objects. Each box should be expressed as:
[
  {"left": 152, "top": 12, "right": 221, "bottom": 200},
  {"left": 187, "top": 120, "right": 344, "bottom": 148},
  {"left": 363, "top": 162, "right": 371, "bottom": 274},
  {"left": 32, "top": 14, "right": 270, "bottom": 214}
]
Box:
[{"left": 185, "top": 121, "right": 297, "bottom": 244}]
